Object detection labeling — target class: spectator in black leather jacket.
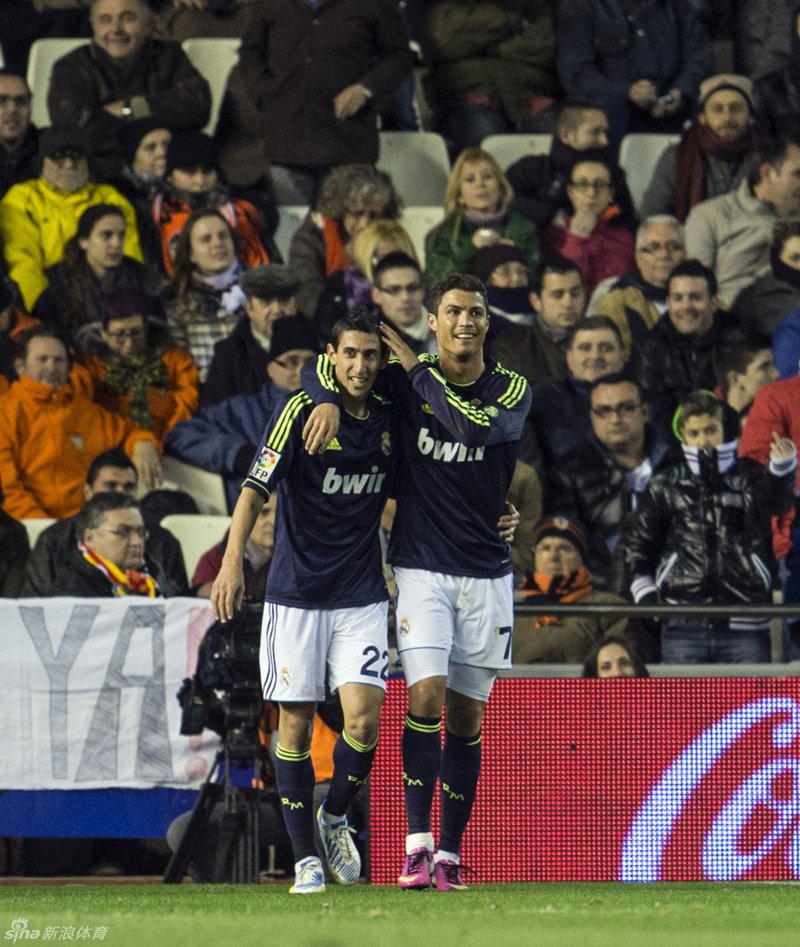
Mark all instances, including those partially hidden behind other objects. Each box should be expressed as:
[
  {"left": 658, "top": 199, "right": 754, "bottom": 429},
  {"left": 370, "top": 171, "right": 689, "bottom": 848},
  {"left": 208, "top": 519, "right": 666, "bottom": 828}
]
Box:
[{"left": 625, "top": 389, "right": 796, "bottom": 663}]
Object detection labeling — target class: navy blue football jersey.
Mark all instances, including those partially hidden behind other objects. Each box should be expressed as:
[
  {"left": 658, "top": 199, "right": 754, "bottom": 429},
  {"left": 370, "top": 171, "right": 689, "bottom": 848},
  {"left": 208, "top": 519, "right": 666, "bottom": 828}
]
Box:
[
  {"left": 303, "top": 354, "right": 531, "bottom": 578},
  {"left": 243, "top": 389, "right": 394, "bottom": 608}
]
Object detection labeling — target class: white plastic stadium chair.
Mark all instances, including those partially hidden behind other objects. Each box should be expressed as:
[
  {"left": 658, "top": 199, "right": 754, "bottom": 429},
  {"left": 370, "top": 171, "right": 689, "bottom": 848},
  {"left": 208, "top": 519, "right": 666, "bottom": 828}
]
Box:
[
  {"left": 181, "top": 38, "right": 241, "bottom": 135},
  {"left": 481, "top": 133, "right": 553, "bottom": 170},
  {"left": 161, "top": 514, "right": 231, "bottom": 579},
  {"left": 161, "top": 455, "right": 229, "bottom": 516},
  {"left": 274, "top": 205, "right": 310, "bottom": 264},
  {"left": 27, "top": 38, "right": 89, "bottom": 129},
  {"left": 399, "top": 206, "right": 446, "bottom": 268},
  {"left": 378, "top": 131, "right": 451, "bottom": 207},
  {"left": 22, "top": 518, "right": 57, "bottom": 549},
  {"left": 618, "top": 133, "right": 681, "bottom": 216}
]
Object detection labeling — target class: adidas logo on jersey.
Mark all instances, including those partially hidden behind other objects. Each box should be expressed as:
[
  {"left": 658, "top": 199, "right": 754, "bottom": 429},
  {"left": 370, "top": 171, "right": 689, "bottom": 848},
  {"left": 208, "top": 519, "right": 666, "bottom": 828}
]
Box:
[
  {"left": 326, "top": 438, "right": 342, "bottom": 451},
  {"left": 417, "top": 428, "right": 485, "bottom": 462},
  {"left": 322, "top": 466, "right": 388, "bottom": 495}
]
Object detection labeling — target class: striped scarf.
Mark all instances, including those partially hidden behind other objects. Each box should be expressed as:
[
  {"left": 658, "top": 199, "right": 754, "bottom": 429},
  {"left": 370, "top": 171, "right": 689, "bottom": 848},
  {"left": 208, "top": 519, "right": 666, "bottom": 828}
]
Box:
[
  {"left": 79, "top": 542, "right": 158, "bottom": 597},
  {"left": 521, "top": 568, "right": 594, "bottom": 627}
]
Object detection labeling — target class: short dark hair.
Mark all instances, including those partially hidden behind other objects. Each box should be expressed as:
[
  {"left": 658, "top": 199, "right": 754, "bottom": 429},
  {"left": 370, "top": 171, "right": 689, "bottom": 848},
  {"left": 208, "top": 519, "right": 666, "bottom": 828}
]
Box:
[
  {"left": 747, "top": 136, "right": 800, "bottom": 188},
  {"left": 581, "top": 634, "right": 649, "bottom": 678},
  {"left": 772, "top": 217, "right": 800, "bottom": 252},
  {"left": 429, "top": 273, "right": 488, "bottom": 316},
  {"left": 555, "top": 98, "right": 606, "bottom": 138},
  {"left": 330, "top": 306, "right": 383, "bottom": 351},
  {"left": 589, "top": 371, "right": 643, "bottom": 400},
  {"left": 372, "top": 251, "right": 422, "bottom": 287},
  {"left": 78, "top": 491, "right": 141, "bottom": 535},
  {"left": 677, "top": 390, "right": 724, "bottom": 431},
  {"left": 566, "top": 315, "right": 623, "bottom": 351},
  {"left": 0, "top": 70, "right": 31, "bottom": 94},
  {"left": 529, "top": 255, "right": 584, "bottom": 296},
  {"left": 667, "top": 258, "right": 718, "bottom": 297},
  {"left": 712, "top": 328, "right": 772, "bottom": 389},
  {"left": 86, "top": 449, "right": 137, "bottom": 488},
  {"left": 15, "top": 325, "right": 70, "bottom": 364}
]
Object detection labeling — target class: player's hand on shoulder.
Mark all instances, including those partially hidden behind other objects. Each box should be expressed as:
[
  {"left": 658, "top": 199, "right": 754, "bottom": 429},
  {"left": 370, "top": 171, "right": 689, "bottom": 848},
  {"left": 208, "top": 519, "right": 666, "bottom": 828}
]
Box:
[
  {"left": 210, "top": 558, "right": 245, "bottom": 623},
  {"left": 380, "top": 321, "right": 420, "bottom": 373},
  {"left": 302, "top": 403, "right": 341, "bottom": 454},
  {"left": 497, "top": 502, "right": 519, "bottom": 543}
]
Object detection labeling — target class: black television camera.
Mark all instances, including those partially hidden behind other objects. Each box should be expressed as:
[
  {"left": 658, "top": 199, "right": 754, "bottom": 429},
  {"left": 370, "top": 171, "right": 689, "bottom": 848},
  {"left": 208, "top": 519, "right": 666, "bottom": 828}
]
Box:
[{"left": 178, "top": 602, "right": 265, "bottom": 761}]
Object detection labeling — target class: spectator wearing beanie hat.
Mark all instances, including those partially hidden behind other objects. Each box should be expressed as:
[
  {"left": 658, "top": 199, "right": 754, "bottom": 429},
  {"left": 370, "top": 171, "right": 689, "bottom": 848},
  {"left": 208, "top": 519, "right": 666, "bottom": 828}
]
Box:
[
  {"left": 75, "top": 287, "right": 199, "bottom": 445},
  {"left": 472, "top": 243, "right": 535, "bottom": 346},
  {"left": 202, "top": 264, "right": 302, "bottom": 407},
  {"left": 153, "top": 130, "right": 271, "bottom": 277},
  {"left": 164, "top": 313, "right": 320, "bottom": 511},
  {"left": 513, "top": 513, "right": 637, "bottom": 663},
  {"left": 640, "top": 73, "right": 760, "bottom": 222}
]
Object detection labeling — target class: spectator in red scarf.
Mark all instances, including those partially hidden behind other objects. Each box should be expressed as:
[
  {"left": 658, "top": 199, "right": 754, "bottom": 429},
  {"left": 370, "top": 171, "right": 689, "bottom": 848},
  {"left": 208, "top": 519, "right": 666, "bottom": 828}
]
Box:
[
  {"left": 513, "top": 514, "right": 634, "bottom": 663},
  {"left": 641, "top": 74, "right": 760, "bottom": 222}
]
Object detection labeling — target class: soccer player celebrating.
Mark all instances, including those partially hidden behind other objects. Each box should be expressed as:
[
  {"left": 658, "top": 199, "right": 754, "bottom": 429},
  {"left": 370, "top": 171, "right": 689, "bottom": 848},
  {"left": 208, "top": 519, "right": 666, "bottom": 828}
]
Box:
[
  {"left": 303, "top": 274, "right": 531, "bottom": 891},
  {"left": 211, "top": 309, "right": 394, "bottom": 895}
]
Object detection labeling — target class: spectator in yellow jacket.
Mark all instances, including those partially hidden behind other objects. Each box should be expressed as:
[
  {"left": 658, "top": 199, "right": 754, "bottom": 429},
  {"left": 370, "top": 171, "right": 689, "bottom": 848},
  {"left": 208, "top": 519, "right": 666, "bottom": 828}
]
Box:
[{"left": 0, "top": 125, "right": 142, "bottom": 311}]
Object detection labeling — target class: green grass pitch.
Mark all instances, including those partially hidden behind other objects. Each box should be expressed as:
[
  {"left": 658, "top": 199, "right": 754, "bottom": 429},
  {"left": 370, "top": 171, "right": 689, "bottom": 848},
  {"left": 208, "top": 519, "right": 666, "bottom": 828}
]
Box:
[{"left": 0, "top": 883, "right": 799, "bottom": 947}]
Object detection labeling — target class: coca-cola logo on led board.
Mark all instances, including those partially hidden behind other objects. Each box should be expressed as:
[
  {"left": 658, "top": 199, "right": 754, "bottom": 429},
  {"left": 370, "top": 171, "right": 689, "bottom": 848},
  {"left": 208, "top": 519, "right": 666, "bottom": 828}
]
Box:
[{"left": 368, "top": 678, "right": 800, "bottom": 883}]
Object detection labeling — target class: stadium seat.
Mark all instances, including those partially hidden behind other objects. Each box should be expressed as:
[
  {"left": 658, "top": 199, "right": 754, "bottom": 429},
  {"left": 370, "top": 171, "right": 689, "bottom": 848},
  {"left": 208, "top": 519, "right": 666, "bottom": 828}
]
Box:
[
  {"left": 481, "top": 133, "right": 553, "bottom": 170},
  {"left": 618, "top": 133, "right": 681, "bottom": 215},
  {"left": 160, "top": 514, "right": 231, "bottom": 578},
  {"left": 273, "top": 204, "right": 310, "bottom": 264},
  {"left": 27, "top": 38, "right": 89, "bottom": 128},
  {"left": 22, "top": 518, "right": 57, "bottom": 549},
  {"left": 161, "top": 455, "right": 228, "bottom": 516},
  {"left": 399, "top": 206, "right": 445, "bottom": 267},
  {"left": 378, "top": 131, "right": 451, "bottom": 206},
  {"left": 181, "top": 37, "right": 241, "bottom": 136}
]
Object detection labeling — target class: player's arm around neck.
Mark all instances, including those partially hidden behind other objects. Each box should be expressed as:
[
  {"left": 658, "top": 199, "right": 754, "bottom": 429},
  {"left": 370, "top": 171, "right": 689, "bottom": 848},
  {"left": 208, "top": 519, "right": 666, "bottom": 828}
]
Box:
[{"left": 211, "top": 486, "right": 265, "bottom": 622}]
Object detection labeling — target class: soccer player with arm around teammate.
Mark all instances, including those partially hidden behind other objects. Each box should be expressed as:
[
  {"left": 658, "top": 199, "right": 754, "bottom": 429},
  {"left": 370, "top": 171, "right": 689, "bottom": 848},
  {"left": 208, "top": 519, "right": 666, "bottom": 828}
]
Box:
[
  {"left": 211, "top": 308, "right": 394, "bottom": 895},
  {"left": 302, "top": 273, "right": 532, "bottom": 891}
]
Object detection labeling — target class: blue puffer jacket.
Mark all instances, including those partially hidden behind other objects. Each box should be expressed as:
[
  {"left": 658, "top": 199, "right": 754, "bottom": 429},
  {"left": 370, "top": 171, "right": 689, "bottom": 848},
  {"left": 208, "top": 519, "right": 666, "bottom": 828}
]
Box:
[{"left": 164, "top": 380, "right": 289, "bottom": 512}]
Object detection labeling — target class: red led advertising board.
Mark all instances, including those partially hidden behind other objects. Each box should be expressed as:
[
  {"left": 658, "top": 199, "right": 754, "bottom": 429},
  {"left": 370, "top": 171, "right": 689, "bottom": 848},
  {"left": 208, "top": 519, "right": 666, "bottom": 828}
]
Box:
[{"left": 368, "top": 677, "right": 800, "bottom": 883}]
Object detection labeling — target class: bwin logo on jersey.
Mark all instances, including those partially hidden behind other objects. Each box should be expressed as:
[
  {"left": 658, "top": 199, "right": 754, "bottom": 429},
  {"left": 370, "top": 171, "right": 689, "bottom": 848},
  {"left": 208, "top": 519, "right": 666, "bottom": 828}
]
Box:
[
  {"left": 322, "top": 466, "right": 388, "bottom": 494},
  {"left": 418, "top": 428, "right": 485, "bottom": 462}
]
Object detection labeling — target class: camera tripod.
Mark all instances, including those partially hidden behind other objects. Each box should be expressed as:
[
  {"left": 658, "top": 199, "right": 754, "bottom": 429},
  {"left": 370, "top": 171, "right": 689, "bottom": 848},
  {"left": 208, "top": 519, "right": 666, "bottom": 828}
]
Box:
[{"left": 162, "top": 743, "right": 265, "bottom": 885}]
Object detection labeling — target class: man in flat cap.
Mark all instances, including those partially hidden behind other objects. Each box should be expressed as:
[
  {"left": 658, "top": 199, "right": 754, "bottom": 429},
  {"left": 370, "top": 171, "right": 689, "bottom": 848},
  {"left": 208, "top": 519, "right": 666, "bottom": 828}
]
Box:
[
  {"left": 0, "top": 124, "right": 142, "bottom": 311},
  {"left": 641, "top": 74, "right": 760, "bottom": 222},
  {"left": 201, "top": 264, "right": 302, "bottom": 407}
]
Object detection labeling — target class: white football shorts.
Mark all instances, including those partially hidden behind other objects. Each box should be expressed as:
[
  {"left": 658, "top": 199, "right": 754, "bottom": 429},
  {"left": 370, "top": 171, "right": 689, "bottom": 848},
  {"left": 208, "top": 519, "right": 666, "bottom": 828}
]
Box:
[
  {"left": 393, "top": 568, "right": 514, "bottom": 701},
  {"left": 260, "top": 600, "right": 389, "bottom": 702}
]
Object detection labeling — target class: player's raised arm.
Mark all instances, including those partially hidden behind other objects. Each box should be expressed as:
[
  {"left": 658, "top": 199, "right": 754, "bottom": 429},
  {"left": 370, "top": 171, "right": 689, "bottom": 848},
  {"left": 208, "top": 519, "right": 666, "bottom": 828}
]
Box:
[
  {"left": 211, "top": 486, "right": 265, "bottom": 622},
  {"left": 300, "top": 353, "right": 342, "bottom": 454}
]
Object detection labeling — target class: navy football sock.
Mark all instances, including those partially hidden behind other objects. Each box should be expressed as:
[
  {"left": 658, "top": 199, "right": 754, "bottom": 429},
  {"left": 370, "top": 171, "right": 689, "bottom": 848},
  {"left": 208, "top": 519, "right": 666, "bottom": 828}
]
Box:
[
  {"left": 402, "top": 713, "right": 442, "bottom": 834},
  {"left": 438, "top": 729, "right": 482, "bottom": 857},
  {"left": 324, "top": 730, "right": 378, "bottom": 818},
  {"left": 274, "top": 743, "right": 317, "bottom": 863}
]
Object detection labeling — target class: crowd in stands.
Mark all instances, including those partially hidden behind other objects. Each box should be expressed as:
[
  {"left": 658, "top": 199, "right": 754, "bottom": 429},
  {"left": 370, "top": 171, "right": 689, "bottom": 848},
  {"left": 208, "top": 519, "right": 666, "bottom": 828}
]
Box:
[{"left": 4, "top": 0, "right": 800, "bottom": 672}]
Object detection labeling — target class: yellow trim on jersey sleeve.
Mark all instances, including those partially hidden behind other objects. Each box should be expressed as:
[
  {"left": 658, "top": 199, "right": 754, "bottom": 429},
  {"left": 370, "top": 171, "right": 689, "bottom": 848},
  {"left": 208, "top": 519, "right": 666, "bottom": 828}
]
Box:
[
  {"left": 266, "top": 391, "right": 312, "bottom": 452},
  {"left": 314, "top": 353, "right": 337, "bottom": 392},
  {"left": 428, "top": 365, "right": 491, "bottom": 427},
  {"left": 493, "top": 364, "right": 529, "bottom": 409}
]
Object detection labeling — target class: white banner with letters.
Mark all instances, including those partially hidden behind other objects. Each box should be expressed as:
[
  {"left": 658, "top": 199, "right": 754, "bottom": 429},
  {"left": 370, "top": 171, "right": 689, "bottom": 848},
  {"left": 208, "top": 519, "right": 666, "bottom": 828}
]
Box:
[{"left": 0, "top": 598, "right": 222, "bottom": 790}]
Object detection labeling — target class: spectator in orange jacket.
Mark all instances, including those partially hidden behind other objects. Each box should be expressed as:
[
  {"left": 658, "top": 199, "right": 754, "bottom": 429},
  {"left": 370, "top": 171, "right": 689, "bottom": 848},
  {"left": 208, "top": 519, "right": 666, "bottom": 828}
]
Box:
[
  {"left": 0, "top": 326, "right": 161, "bottom": 520},
  {"left": 153, "top": 131, "right": 271, "bottom": 277},
  {"left": 76, "top": 288, "right": 199, "bottom": 445}
]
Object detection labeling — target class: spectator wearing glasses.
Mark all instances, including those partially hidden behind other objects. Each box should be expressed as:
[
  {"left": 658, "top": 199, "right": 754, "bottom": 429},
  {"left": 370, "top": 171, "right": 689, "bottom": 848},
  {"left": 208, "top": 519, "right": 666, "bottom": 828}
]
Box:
[
  {"left": 0, "top": 125, "right": 142, "bottom": 312},
  {"left": 541, "top": 157, "right": 635, "bottom": 298},
  {"left": 545, "top": 373, "right": 672, "bottom": 596},
  {"left": 21, "top": 447, "right": 189, "bottom": 598},
  {"left": 76, "top": 288, "right": 199, "bottom": 445},
  {"left": 592, "top": 216, "right": 686, "bottom": 360},
  {"left": 0, "top": 72, "right": 38, "bottom": 201},
  {"left": 370, "top": 251, "right": 435, "bottom": 357},
  {"left": 23, "top": 492, "right": 163, "bottom": 598}
]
